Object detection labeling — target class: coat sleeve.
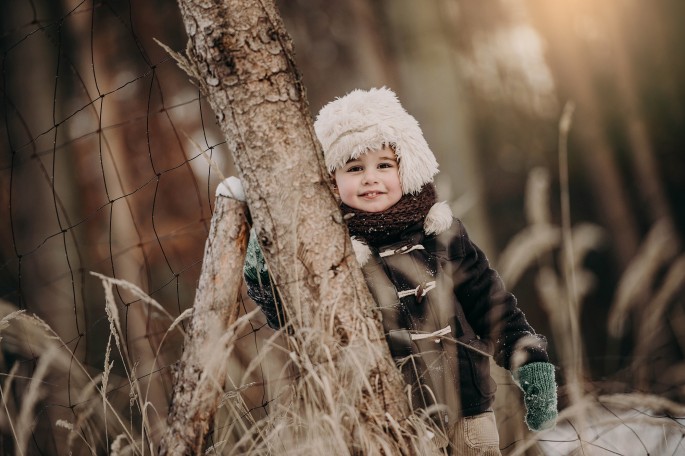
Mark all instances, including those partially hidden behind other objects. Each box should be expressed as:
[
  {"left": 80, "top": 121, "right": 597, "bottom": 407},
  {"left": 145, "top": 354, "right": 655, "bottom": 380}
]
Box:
[
  {"left": 449, "top": 220, "right": 548, "bottom": 371},
  {"left": 243, "top": 229, "right": 286, "bottom": 329}
]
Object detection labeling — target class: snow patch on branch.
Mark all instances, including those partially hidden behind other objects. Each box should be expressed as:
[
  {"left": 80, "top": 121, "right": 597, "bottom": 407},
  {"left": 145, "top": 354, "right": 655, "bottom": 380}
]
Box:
[{"left": 217, "top": 176, "right": 246, "bottom": 201}]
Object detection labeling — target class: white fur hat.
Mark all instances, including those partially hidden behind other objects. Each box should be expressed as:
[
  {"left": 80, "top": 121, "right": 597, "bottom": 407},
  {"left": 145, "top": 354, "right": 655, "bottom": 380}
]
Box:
[{"left": 314, "top": 87, "right": 439, "bottom": 195}]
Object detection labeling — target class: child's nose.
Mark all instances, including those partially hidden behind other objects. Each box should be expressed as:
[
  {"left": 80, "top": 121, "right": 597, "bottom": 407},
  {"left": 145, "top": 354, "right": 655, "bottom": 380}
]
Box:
[{"left": 362, "top": 169, "right": 379, "bottom": 184}]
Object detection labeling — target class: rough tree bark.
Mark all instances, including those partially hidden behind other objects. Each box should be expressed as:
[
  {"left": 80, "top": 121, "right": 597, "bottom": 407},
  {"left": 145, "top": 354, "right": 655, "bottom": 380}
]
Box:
[
  {"left": 162, "top": 0, "right": 418, "bottom": 454},
  {"left": 159, "top": 192, "right": 249, "bottom": 455}
]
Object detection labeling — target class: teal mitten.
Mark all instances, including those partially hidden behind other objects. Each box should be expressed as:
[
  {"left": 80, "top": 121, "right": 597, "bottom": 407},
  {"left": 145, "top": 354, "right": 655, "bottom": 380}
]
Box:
[
  {"left": 243, "top": 230, "right": 284, "bottom": 328},
  {"left": 514, "top": 362, "right": 558, "bottom": 431},
  {"left": 244, "top": 230, "right": 270, "bottom": 286}
]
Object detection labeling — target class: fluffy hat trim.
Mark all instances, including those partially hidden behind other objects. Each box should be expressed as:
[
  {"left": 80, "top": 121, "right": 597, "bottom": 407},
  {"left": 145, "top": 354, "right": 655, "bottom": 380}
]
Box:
[
  {"left": 351, "top": 202, "right": 453, "bottom": 266},
  {"left": 314, "top": 87, "right": 439, "bottom": 195},
  {"left": 424, "top": 201, "right": 453, "bottom": 235}
]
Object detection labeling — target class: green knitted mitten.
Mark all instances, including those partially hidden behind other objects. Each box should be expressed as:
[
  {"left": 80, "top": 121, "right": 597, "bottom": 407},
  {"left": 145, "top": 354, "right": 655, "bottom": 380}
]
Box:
[
  {"left": 244, "top": 230, "right": 270, "bottom": 286},
  {"left": 514, "top": 362, "right": 558, "bottom": 431}
]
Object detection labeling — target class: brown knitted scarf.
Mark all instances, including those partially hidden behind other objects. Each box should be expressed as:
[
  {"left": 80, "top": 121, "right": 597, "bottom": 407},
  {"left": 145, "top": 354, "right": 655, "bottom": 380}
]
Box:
[{"left": 341, "top": 184, "right": 437, "bottom": 246}]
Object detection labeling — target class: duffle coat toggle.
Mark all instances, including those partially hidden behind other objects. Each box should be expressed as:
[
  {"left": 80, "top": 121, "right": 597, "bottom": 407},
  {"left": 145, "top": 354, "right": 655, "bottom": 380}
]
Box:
[
  {"left": 409, "top": 325, "right": 452, "bottom": 343},
  {"left": 380, "top": 243, "right": 426, "bottom": 257},
  {"left": 397, "top": 280, "right": 436, "bottom": 302}
]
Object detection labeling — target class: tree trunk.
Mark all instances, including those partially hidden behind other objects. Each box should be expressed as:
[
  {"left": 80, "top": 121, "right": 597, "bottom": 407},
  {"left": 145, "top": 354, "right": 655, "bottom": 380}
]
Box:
[
  {"left": 165, "top": 0, "right": 423, "bottom": 454},
  {"left": 159, "top": 192, "right": 249, "bottom": 455}
]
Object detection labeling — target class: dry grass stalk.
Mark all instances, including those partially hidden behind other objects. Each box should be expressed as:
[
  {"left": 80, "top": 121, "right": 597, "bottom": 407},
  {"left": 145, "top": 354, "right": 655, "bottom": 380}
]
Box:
[
  {"left": 525, "top": 167, "right": 553, "bottom": 226},
  {"left": 633, "top": 254, "right": 685, "bottom": 388},
  {"left": 493, "top": 165, "right": 560, "bottom": 289},
  {"left": 562, "top": 223, "right": 605, "bottom": 299},
  {"left": 556, "top": 101, "right": 587, "bottom": 409},
  {"left": 669, "top": 304, "right": 685, "bottom": 357},
  {"left": 15, "top": 345, "right": 57, "bottom": 456},
  {"left": 0, "top": 363, "right": 20, "bottom": 448},
  {"left": 110, "top": 434, "right": 133, "bottom": 456},
  {"left": 636, "top": 254, "right": 685, "bottom": 345},
  {"left": 498, "top": 224, "right": 560, "bottom": 287},
  {"left": 93, "top": 271, "right": 185, "bottom": 454},
  {"left": 62, "top": 373, "right": 104, "bottom": 453},
  {"left": 608, "top": 218, "right": 680, "bottom": 337}
]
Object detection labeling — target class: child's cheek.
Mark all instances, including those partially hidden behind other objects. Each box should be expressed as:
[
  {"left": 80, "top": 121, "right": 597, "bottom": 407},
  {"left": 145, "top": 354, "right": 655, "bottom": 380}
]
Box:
[{"left": 338, "top": 188, "right": 353, "bottom": 206}]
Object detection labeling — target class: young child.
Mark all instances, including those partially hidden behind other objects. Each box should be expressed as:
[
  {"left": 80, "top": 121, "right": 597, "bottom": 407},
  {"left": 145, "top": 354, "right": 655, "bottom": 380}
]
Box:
[{"left": 244, "top": 87, "right": 557, "bottom": 455}]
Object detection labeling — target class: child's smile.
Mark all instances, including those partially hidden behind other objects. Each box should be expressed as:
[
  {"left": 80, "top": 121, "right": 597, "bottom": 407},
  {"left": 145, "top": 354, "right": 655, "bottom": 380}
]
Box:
[
  {"left": 334, "top": 146, "right": 403, "bottom": 213},
  {"left": 360, "top": 190, "right": 383, "bottom": 198}
]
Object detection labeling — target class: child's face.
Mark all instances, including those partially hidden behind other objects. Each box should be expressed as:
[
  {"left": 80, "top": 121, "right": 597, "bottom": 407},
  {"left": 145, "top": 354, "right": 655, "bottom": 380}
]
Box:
[{"left": 333, "top": 146, "right": 402, "bottom": 213}]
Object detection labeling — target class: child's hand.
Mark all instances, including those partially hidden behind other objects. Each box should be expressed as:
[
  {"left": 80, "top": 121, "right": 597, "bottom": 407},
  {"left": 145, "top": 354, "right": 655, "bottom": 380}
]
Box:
[{"left": 514, "top": 362, "right": 558, "bottom": 431}]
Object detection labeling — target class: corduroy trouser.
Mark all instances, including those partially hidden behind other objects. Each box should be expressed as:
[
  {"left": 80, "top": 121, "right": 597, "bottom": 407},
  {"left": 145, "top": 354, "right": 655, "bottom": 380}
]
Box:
[{"left": 449, "top": 411, "right": 501, "bottom": 456}]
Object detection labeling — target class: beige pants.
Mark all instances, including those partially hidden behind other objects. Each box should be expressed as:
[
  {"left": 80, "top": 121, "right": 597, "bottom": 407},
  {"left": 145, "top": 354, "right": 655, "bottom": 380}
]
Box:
[{"left": 449, "top": 411, "right": 501, "bottom": 456}]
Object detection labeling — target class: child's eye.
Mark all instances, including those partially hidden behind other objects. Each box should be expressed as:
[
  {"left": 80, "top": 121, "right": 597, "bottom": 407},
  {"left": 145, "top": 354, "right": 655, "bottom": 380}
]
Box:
[
  {"left": 346, "top": 165, "right": 363, "bottom": 172},
  {"left": 378, "top": 162, "right": 396, "bottom": 169}
]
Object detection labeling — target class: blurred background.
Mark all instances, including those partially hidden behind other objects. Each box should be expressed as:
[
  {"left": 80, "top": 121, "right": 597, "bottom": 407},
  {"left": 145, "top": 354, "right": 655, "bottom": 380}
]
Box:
[{"left": 1, "top": 0, "right": 684, "bottom": 454}]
